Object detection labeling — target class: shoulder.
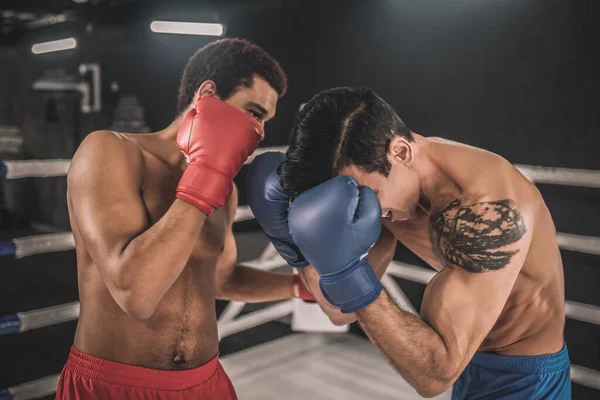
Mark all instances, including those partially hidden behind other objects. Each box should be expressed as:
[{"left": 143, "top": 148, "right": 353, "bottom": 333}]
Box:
[
  {"left": 69, "top": 130, "right": 143, "bottom": 185},
  {"left": 429, "top": 195, "right": 530, "bottom": 273},
  {"left": 74, "top": 130, "right": 139, "bottom": 161}
]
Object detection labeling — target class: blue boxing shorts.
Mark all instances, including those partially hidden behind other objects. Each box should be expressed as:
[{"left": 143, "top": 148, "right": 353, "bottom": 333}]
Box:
[{"left": 452, "top": 343, "right": 570, "bottom": 399}]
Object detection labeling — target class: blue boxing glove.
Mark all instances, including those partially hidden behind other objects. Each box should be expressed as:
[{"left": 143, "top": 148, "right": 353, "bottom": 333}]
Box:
[
  {"left": 246, "top": 152, "right": 309, "bottom": 268},
  {"left": 289, "top": 176, "right": 383, "bottom": 313}
]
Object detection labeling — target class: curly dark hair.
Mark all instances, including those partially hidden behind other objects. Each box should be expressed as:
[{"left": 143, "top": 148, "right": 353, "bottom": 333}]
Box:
[
  {"left": 280, "top": 87, "right": 412, "bottom": 199},
  {"left": 176, "top": 38, "right": 287, "bottom": 115}
]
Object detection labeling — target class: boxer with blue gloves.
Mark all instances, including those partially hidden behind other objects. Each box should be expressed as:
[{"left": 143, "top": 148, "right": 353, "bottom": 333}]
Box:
[
  {"left": 247, "top": 152, "right": 396, "bottom": 321},
  {"left": 288, "top": 176, "right": 383, "bottom": 313},
  {"left": 274, "top": 87, "right": 570, "bottom": 399}
]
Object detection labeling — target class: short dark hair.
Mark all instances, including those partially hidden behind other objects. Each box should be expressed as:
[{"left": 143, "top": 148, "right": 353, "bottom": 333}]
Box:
[
  {"left": 176, "top": 38, "right": 287, "bottom": 115},
  {"left": 280, "top": 87, "right": 412, "bottom": 199}
]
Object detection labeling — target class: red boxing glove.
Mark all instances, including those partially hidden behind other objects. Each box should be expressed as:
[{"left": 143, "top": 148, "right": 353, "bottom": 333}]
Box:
[
  {"left": 292, "top": 275, "right": 317, "bottom": 303},
  {"left": 177, "top": 96, "right": 263, "bottom": 215}
]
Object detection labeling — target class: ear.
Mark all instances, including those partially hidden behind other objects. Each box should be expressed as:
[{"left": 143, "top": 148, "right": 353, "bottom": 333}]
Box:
[
  {"left": 196, "top": 80, "right": 217, "bottom": 100},
  {"left": 388, "top": 135, "right": 414, "bottom": 167}
]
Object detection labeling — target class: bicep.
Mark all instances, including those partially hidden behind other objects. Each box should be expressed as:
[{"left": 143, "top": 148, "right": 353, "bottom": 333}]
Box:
[
  {"left": 422, "top": 197, "right": 533, "bottom": 372},
  {"left": 68, "top": 132, "right": 147, "bottom": 276}
]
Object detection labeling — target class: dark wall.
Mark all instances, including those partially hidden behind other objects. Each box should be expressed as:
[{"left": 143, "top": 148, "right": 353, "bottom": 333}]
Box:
[
  {"left": 8, "top": 0, "right": 600, "bottom": 230},
  {"left": 13, "top": 0, "right": 600, "bottom": 167}
]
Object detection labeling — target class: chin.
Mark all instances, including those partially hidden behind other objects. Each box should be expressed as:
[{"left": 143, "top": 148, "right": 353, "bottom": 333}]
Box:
[{"left": 391, "top": 210, "right": 415, "bottom": 222}]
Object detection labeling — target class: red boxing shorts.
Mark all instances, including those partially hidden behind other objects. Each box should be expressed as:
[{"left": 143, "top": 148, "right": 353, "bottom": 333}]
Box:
[{"left": 56, "top": 346, "right": 238, "bottom": 400}]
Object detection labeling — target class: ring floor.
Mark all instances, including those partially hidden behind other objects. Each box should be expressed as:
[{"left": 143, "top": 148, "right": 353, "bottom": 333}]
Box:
[{"left": 222, "top": 333, "right": 451, "bottom": 400}]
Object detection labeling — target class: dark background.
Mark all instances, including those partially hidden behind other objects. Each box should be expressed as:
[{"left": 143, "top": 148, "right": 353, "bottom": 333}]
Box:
[{"left": 1, "top": 0, "right": 599, "bottom": 398}]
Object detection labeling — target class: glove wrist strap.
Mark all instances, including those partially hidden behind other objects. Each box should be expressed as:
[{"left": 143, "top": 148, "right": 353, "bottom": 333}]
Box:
[
  {"left": 319, "top": 258, "right": 382, "bottom": 313},
  {"left": 177, "top": 163, "right": 232, "bottom": 211}
]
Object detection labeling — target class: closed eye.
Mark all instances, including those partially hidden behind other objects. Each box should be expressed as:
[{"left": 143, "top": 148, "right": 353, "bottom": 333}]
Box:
[{"left": 247, "top": 109, "right": 261, "bottom": 120}]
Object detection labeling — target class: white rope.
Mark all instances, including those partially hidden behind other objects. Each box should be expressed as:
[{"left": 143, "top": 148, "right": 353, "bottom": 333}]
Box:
[
  {"left": 239, "top": 252, "right": 286, "bottom": 270},
  {"left": 17, "top": 302, "right": 80, "bottom": 333},
  {"left": 3, "top": 159, "right": 71, "bottom": 179},
  {"left": 218, "top": 244, "right": 287, "bottom": 324},
  {"left": 6, "top": 210, "right": 271, "bottom": 259},
  {"left": 6, "top": 374, "right": 60, "bottom": 400},
  {"left": 9, "top": 230, "right": 600, "bottom": 259},
  {"left": 234, "top": 205, "right": 255, "bottom": 222},
  {"left": 571, "top": 365, "right": 600, "bottom": 390},
  {"left": 516, "top": 164, "right": 600, "bottom": 189},
  {"left": 381, "top": 275, "right": 418, "bottom": 315},
  {"left": 218, "top": 300, "right": 293, "bottom": 340},
  {"left": 0, "top": 136, "right": 23, "bottom": 154},
  {"left": 1, "top": 146, "right": 599, "bottom": 190},
  {"left": 387, "top": 261, "right": 435, "bottom": 285},
  {"left": 245, "top": 146, "right": 288, "bottom": 165},
  {"left": 565, "top": 301, "right": 600, "bottom": 326},
  {"left": 386, "top": 262, "right": 600, "bottom": 326},
  {"left": 0, "top": 145, "right": 285, "bottom": 180},
  {"left": 13, "top": 232, "right": 75, "bottom": 259},
  {"left": 217, "top": 301, "right": 247, "bottom": 324},
  {"left": 557, "top": 232, "right": 600, "bottom": 256},
  {"left": 0, "top": 145, "right": 286, "bottom": 180}
]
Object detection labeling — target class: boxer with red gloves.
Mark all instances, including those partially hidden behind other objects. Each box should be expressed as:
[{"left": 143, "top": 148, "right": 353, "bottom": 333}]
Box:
[
  {"left": 176, "top": 96, "right": 264, "bottom": 215},
  {"left": 58, "top": 39, "right": 311, "bottom": 400}
]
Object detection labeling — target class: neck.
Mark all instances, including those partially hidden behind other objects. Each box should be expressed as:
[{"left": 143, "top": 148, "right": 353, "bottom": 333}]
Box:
[
  {"left": 156, "top": 114, "right": 184, "bottom": 142},
  {"left": 411, "top": 134, "right": 462, "bottom": 214}
]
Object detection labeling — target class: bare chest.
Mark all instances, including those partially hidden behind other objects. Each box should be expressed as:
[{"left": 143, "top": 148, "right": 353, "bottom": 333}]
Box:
[{"left": 141, "top": 157, "right": 228, "bottom": 260}]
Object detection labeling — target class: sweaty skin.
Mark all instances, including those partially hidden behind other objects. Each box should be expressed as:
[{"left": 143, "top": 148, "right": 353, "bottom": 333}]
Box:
[
  {"left": 67, "top": 78, "right": 297, "bottom": 370},
  {"left": 301, "top": 135, "right": 565, "bottom": 396}
]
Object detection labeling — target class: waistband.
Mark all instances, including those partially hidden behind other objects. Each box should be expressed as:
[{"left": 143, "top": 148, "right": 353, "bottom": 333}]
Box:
[
  {"left": 64, "top": 346, "right": 220, "bottom": 391},
  {"left": 470, "top": 343, "right": 570, "bottom": 374}
]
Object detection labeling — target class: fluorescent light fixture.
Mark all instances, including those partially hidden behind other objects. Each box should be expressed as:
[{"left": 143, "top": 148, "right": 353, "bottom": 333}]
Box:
[
  {"left": 150, "top": 21, "right": 224, "bottom": 36},
  {"left": 32, "top": 37, "right": 77, "bottom": 54}
]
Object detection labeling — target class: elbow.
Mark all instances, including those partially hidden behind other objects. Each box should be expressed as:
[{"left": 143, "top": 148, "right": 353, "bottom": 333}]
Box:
[
  {"left": 415, "top": 385, "right": 449, "bottom": 399},
  {"left": 116, "top": 289, "right": 157, "bottom": 320},
  {"left": 104, "top": 256, "right": 161, "bottom": 320},
  {"left": 328, "top": 312, "right": 357, "bottom": 326},
  {"left": 411, "top": 367, "right": 457, "bottom": 398},
  {"left": 413, "top": 379, "right": 453, "bottom": 398},
  {"left": 329, "top": 317, "right": 353, "bottom": 326},
  {"left": 111, "top": 276, "right": 158, "bottom": 320}
]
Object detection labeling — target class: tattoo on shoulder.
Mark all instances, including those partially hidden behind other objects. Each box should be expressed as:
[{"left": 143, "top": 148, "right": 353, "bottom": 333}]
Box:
[{"left": 429, "top": 199, "right": 527, "bottom": 273}]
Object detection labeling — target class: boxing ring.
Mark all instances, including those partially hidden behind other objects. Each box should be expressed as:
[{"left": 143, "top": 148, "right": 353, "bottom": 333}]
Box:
[{"left": 1, "top": 147, "right": 600, "bottom": 399}]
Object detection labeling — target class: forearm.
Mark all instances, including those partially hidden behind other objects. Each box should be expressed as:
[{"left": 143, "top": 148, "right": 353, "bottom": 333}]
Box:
[
  {"left": 115, "top": 200, "right": 206, "bottom": 316},
  {"left": 217, "top": 265, "right": 294, "bottom": 302},
  {"left": 298, "top": 267, "right": 356, "bottom": 326},
  {"left": 297, "top": 241, "right": 395, "bottom": 327},
  {"left": 356, "top": 291, "right": 455, "bottom": 397}
]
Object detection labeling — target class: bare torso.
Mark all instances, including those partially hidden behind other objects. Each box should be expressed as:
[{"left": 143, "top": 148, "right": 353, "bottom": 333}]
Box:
[
  {"left": 385, "top": 137, "right": 565, "bottom": 356},
  {"left": 68, "top": 132, "right": 230, "bottom": 369}
]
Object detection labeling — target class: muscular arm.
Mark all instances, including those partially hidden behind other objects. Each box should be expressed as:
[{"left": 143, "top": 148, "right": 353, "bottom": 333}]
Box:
[
  {"left": 68, "top": 131, "right": 207, "bottom": 320},
  {"left": 215, "top": 188, "right": 296, "bottom": 302},
  {"left": 355, "top": 198, "right": 531, "bottom": 397},
  {"left": 298, "top": 226, "right": 397, "bottom": 325}
]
